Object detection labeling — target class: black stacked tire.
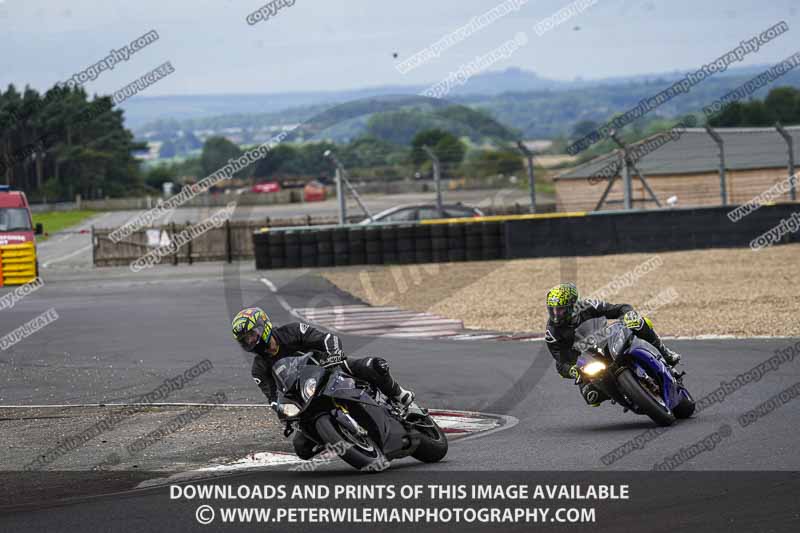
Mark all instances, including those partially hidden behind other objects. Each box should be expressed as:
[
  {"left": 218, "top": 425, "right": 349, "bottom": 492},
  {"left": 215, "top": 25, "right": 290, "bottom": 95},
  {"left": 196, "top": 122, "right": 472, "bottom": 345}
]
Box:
[
  {"left": 396, "top": 225, "right": 415, "bottom": 264},
  {"left": 447, "top": 224, "right": 466, "bottom": 262},
  {"left": 348, "top": 227, "right": 366, "bottom": 266},
  {"left": 253, "top": 231, "right": 271, "bottom": 270},
  {"left": 269, "top": 231, "right": 286, "bottom": 269},
  {"left": 481, "top": 221, "right": 503, "bottom": 260},
  {"left": 465, "top": 223, "right": 483, "bottom": 261},
  {"left": 431, "top": 224, "right": 448, "bottom": 263},
  {"left": 316, "top": 228, "right": 334, "bottom": 267},
  {"left": 332, "top": 228, "right": 349, "bottom": 266},
  {"left": 414, "top": 224, "right": 432, "bottom": 264},
  {"left": 300, "top": 231, "right": 318, "bottom": 268},
  {"left": 284, "top": 231, "right": 301, "bottom": 268},
  {"left": 380, "top": 225, "right": 398, "bottom": 264},
  {"left": 364, "top": 227, "right": 382, "bottom": 264}
]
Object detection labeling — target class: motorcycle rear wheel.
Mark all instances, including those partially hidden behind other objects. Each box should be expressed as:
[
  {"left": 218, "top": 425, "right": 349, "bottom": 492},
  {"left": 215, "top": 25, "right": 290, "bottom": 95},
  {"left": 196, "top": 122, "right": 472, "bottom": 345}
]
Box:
[
  {"left": 314, "top": 414, "right": 388, "bottom": 472},
  {"left": 617, "top": 368, "right": 676, "bottom": 427}
]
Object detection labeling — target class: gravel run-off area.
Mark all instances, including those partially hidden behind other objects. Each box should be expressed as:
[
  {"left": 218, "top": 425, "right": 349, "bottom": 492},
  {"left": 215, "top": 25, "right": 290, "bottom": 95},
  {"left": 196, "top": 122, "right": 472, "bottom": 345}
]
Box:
[{"left": 322, "top": 244, "right": 800, "bottom": 338}]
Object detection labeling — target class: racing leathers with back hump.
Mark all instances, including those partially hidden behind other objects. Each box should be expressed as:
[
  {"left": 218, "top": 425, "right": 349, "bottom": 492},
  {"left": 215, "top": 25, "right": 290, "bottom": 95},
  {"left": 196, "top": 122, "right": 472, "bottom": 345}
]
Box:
[
  {"left": 545, "top": 299, "right": 677, "bottom": 404},
  {"left": 250, "top": 322, "right": 407, "bottom": 459}
]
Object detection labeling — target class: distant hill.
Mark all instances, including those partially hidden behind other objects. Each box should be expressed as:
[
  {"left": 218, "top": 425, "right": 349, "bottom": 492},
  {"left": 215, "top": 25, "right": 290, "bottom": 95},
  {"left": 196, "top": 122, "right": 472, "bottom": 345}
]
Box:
[{"left": 127, "top": 64, "right": 800, "bottom": 150}]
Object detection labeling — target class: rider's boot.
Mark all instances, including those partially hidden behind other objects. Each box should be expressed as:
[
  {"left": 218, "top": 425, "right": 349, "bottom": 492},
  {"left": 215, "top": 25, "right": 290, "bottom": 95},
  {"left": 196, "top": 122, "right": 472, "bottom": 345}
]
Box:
[
  {"left": 651, "top": 336, "right": 681, "bottom": 367},
  {"left": 392, "top": 385, "right": 416, "bottom": 410}
]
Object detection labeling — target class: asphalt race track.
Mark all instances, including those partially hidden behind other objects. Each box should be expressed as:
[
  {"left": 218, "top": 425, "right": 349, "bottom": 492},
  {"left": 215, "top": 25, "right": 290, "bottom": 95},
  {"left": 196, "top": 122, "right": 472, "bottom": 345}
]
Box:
[{"left": 2, "top": 261, "right": 799, "bottom": 531}]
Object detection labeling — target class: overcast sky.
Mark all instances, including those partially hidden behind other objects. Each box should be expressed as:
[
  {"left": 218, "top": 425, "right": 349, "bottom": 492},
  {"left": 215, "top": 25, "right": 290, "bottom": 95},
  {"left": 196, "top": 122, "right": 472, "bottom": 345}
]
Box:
[{"left": 1, "top": 0, "right": 799, "bottom": 97}]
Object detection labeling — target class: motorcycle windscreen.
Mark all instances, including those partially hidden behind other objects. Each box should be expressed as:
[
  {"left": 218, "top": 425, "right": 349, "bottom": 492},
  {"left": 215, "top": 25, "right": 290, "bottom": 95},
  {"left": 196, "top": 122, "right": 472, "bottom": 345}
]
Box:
[
  {"left": 572, "top": 317, "right": 611, "bottom": 353},
  {"left": 272, "top": 354, "right": 314, "bottom": 393},
  {"left": 608, "top": 323, "right": 634, "bottom": 360}
]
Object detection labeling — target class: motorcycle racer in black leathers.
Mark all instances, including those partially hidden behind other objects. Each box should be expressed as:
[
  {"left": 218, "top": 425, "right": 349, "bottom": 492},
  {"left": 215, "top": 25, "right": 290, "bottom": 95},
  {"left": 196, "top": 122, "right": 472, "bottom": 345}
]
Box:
[
  {"left": 232, "top": 307, "right": 414, "bottom": 459},
  {"left": 545, "top": 283, "right": 681, "bottom": 406}
]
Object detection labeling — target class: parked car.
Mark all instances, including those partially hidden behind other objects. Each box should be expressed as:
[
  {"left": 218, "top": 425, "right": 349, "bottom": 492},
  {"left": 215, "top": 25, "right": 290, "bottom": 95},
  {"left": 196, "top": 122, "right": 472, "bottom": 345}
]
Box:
[
  {"left": 251, "top": 181, "right": 281, "bottom": 193},
  {"left": 303, "top": 181, "right": 327, "bottom": 202},
  {"left": 359, "top": 203, "right": 484, "bottom": 224}
]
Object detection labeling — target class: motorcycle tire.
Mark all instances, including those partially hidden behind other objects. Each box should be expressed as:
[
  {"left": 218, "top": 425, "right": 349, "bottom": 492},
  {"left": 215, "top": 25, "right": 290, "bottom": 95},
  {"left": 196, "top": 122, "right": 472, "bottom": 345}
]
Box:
[
  {"left": 673, "top": 390, "right": 696, "bottom": 419},
  {"left": 314, "top": 414, "right": 388, "bottom": 472},
  {"left": 409, "top": 414, "right": 448, "bottom": 463},
  {"left": 617, "top": 368, "right": 676, "bottom": 427}
]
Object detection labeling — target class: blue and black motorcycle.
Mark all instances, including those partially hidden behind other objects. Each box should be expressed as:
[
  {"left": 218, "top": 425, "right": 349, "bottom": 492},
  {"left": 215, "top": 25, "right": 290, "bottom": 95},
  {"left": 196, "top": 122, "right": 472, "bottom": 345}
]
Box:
[{"left": 572, "top": 317, "right": 695, "bottom": 426}]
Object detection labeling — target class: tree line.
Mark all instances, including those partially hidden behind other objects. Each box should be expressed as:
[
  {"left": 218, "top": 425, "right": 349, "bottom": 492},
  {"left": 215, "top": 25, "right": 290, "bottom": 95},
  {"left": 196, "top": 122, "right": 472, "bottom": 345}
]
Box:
[
  {"left": 708, "top": 86, "right": 800, "bottom": 127},
  {"left": 1, "top": 82, "right": 527, "bottom": 201},
  {"left": 0, "top": 83, "right": 144, "bottom": 201}
]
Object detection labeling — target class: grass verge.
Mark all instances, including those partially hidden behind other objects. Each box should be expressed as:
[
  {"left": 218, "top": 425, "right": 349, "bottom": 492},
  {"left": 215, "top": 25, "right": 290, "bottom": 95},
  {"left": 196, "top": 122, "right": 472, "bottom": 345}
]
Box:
[{"left": 31, "top": 210, "right": 97, "bottom": 239}]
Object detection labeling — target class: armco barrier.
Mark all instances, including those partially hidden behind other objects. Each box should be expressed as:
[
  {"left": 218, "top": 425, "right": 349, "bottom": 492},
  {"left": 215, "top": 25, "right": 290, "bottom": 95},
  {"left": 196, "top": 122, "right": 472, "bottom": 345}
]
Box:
[{"left": 253, "top": 203, "right": 800, "bottom": 270}]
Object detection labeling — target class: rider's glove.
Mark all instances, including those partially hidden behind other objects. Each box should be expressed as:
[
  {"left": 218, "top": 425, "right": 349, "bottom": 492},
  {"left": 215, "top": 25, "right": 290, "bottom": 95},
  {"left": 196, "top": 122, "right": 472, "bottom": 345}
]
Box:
[
  {"left": 557, "top": 362, "right": 574, "bottom": 379},
  {"left": 623, "top": 310, "right": 644, "bottom": 330},
  {"left": 568, "top": 365, "right": 580, "bottom": 380}
]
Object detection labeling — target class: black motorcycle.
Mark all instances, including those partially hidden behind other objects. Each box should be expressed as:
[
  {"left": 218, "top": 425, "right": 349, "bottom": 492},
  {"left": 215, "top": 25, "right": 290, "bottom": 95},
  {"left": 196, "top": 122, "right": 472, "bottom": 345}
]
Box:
[{"left": 272, "top": 352, "right": 448, "bottom": 471}]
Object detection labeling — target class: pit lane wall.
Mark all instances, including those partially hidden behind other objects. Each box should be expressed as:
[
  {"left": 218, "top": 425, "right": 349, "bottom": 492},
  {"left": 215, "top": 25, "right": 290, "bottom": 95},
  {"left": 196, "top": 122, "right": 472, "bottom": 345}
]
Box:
[{"left": 253, "top": 203, "right": 800, "bottom": 269}]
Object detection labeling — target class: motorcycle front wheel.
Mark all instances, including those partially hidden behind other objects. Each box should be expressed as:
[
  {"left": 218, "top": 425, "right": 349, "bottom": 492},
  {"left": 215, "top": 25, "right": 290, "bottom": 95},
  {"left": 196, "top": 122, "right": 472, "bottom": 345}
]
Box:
[
  {"left": 314, "top": 414, "right": 388, "bottom": 472},
  {"left": 617, "top": 368, "right": 676, "bottom": 427},
  {"left": 408, "top": 413, "right": 448, "bottom": 463}
]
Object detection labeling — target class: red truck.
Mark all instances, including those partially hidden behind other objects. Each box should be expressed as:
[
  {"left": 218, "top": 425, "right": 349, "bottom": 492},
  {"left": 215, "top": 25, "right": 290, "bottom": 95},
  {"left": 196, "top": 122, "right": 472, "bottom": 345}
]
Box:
[{"left": 0, "top": 186, "right": 43, "bottom": 285}]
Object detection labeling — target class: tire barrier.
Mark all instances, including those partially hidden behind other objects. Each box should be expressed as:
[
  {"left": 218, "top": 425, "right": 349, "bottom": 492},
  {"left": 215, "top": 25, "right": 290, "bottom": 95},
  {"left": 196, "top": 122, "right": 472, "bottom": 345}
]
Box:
[
  {"left": 92, "top": 204, "right": 541, "bottom": 267},
  {"left": 447, "top": 223, "right": 466, "bottom": 263},
  {"left": 414, "top": 224, "right": 432, "bottom": 264},
  {"left": 348, "top": 227, "right": 366, "bottom": 266},
  {"left": 253, "top": 203, "right": 800, "bottom": 270},
  {"left": 253, "top": 219, "right": 510, "bottom": 270},
  {"left": 381, "top": 225, "right": 398, "bottom": 265}
]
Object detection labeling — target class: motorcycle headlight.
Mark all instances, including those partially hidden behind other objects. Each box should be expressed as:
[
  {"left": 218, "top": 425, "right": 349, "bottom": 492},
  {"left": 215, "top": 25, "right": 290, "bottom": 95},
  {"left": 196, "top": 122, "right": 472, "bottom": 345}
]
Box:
[
  {"left": 582, "top": 361, "right": 607, "bottom": 377},
  {"left": 301, "top": 378, "right": 318, "bottom": 401},
  {"left": 280, "top": 402, "right": 301, "bottom": 418}
]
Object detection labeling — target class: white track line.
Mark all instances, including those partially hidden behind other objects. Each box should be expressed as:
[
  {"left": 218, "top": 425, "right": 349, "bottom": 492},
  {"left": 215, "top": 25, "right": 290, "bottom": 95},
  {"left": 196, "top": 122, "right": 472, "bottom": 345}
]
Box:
[
  {"left": 294, "top": 305, "right": 403, "bottom": 314},
  {"left": 41, "top": 244, "right": 93, "bottom": 268},
  {"left": 260, "top": 277, "right": 277, "bottom": 293}
]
